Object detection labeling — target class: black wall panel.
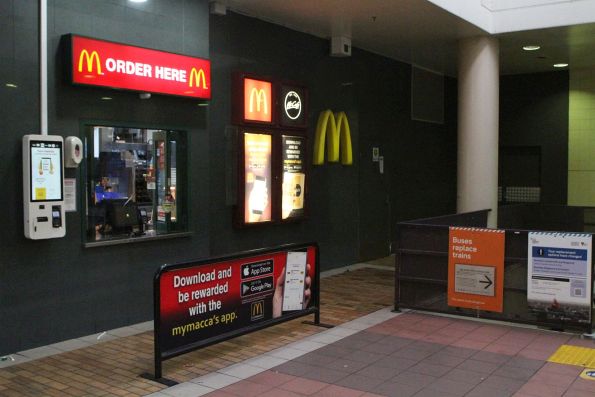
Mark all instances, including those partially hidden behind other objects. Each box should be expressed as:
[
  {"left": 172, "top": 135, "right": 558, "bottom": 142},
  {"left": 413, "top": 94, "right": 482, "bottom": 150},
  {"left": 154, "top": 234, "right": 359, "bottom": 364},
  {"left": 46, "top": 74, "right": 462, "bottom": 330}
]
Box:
[{"left": 500, "top": 71, "right": 569, "bottom": 204}]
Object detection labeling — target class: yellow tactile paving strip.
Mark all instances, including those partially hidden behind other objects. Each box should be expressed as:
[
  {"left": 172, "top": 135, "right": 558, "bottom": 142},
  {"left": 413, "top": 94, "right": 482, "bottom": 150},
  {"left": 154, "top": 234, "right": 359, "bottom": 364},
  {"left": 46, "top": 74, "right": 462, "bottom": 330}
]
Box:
[{"left": 549, "top": 344, "right": 595, "bottom": 367}]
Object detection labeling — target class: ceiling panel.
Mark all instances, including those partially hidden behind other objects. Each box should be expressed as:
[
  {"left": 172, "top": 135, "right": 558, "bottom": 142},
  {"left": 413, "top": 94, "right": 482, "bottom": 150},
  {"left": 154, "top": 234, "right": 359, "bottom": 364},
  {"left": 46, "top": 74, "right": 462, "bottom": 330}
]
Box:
[{"left": 220, "top": 0, "right": 595, "bottom": 76}]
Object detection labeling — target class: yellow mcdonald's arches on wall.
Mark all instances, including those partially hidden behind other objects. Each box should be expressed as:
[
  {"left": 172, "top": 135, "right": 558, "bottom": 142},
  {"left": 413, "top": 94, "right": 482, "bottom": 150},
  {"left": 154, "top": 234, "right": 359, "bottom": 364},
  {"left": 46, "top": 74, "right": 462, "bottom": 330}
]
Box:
[{"left": 313, "top": 110, "right": 353, "bottom": 165}]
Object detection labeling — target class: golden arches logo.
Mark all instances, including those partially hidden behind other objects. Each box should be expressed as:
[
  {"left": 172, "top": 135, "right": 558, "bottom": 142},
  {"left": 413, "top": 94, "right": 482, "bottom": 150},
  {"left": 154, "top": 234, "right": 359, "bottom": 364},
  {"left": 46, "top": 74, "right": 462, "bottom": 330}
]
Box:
[
  {"left": 77, "top": 49, "right": 102, "bottom": 75},
  {"left": 251, "top": 300, "right": 264, "bottom": 320},
  {"left": 249, "top": 88, "right": 268, "bottom": 115},
  {"left": 189, "top": 68, "right": 208, "bottom": 89},
  {"left": 313, "top": 110, "right": 353, "bottom": 165}
]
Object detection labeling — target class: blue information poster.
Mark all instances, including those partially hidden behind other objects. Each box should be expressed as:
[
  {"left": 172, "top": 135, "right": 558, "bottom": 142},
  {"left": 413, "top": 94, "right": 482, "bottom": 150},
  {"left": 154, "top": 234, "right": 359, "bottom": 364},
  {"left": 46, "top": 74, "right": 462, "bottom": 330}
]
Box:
[{"left": 528, "top": 232, "right": 592, "bottom": 323}]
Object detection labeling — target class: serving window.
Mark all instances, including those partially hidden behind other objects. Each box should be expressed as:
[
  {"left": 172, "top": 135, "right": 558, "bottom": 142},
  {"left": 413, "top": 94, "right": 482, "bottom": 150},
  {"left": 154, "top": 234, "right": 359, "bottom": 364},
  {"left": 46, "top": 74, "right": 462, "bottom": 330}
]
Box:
[{"left": 84, "top": 125, "right": 187, "bottom": 243}]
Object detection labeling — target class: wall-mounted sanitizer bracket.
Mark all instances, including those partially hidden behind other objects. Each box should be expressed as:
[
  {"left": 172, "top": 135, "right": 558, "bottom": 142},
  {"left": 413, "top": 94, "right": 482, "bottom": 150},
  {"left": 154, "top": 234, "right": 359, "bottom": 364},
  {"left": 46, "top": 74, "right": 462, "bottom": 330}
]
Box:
[{"left": 23, "top": 134, "right": 66, "bottom": 239}]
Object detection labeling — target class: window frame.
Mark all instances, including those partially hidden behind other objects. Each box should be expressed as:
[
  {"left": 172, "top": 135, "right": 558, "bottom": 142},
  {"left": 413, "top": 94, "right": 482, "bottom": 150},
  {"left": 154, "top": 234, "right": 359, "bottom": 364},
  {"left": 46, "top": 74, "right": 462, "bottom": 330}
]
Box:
[{"left": 80, "top": 120, "right": 191, "bottom": 247}]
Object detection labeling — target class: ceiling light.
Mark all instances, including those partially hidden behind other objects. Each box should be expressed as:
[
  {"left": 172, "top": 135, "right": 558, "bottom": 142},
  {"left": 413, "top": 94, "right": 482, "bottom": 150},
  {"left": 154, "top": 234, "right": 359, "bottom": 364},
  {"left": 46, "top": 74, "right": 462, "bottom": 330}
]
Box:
[
  {"left": 129, "top": 0, "right": 147, "bottom": 3},
  {"left": 101, "top": 96, "right": 112, "bottom": 100},
  {"left": 5, "top": 83, "right": 18, "bottom": 88},
  {"left": 197, "top": 103, "right": 209, "bottom": 107},
  {"left": 553, "top": 63, "right": 568, "bottom": 68},
  {"left": 523, "top": 45, "right": 540, "bottom": 51}
]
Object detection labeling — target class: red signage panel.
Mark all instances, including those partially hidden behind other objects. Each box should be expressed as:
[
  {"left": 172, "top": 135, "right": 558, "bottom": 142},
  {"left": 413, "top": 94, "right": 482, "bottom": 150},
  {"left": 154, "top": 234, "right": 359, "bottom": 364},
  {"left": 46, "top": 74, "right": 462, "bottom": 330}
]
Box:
[
  {"left": 70, "top": 35, "right": 211, "bottom": 99},
  {"left": 157, "top": 245, "right": 317, "bottom": 354}
]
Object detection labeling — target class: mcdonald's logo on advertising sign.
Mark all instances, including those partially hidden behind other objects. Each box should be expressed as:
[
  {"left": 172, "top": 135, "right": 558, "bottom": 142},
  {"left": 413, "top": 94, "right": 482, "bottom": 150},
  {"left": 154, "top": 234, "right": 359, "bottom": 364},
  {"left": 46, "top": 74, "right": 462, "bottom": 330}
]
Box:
[
  {"left": 313, "top": 110, "right": 353, "bottom": 165},
  {"left": 250, "top": 300, "right": 265, "bottom": 321},
  {"left": 69, "top": 35, "right": 210, "bottom": 99},
  {"left": 244, "top": 78, "right": 272, "bottom": 123}
]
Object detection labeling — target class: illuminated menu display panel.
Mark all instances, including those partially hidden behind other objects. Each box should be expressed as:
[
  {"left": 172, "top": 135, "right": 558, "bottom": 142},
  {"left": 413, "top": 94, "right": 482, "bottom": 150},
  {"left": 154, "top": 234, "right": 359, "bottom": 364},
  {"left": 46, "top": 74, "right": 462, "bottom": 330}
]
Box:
[
  {"left": 30, "top": 141, "right": 63, "bottom": 201},
  {"left": 244, "top": 133, "right": 272, "bottom": 223},
  {"left": 244, "top": 78, "right": 272, "bottom": 123},
  {"left": 281, "top": 135, "right": 305, "bottom": 220}
]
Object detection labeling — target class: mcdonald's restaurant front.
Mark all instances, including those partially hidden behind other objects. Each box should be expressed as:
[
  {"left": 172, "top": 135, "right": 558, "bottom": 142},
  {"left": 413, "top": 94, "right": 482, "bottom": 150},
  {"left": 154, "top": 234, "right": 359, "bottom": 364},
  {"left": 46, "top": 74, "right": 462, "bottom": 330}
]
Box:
[{"left": 2, "top": 0, "right": 462, "bottom": 355}]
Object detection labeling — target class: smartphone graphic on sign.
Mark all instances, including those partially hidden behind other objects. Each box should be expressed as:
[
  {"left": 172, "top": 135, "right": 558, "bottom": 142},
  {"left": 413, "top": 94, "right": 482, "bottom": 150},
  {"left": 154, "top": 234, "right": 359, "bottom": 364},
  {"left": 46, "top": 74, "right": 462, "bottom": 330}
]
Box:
[
  {"left": 282, "top": 251, "right": 307, "bottom": 311},
  {"left": 251, "top": 176, "right": 267, "bottom": 214}
]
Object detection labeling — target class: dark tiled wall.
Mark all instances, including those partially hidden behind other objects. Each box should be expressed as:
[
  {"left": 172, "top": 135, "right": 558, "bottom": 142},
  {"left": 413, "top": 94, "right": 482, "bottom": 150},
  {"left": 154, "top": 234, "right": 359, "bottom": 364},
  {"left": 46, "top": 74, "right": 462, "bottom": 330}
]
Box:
[
  {"left": 1, "top": 0, "right": 210, "bottom": 355},
  {"left": 208, "top": 12, "right": 459, "bottom": 262}
]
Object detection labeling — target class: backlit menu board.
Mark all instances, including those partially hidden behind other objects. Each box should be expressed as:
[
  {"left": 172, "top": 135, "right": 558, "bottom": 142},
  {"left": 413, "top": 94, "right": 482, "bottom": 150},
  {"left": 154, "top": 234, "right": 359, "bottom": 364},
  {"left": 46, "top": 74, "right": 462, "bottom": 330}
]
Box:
[
  {"left": 244, "top": 133, "right": 272, "bottom": 223},
  {"left": 282, "top": 136, "right": 305, "bottom": 219},
  {"left": 233, "top": 73, "right": 308, "bottom": 227}
]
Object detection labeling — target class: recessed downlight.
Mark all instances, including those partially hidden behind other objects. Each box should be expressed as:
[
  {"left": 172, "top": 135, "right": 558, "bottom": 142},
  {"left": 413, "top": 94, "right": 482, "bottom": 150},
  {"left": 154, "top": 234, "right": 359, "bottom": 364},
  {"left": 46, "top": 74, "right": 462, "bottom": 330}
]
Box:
[
  {"left": 553, "top": 63, "right": 568, "bottom": 68},
  {"left": 523, "top": 45, "right": 541, "bottom": 51},
  {"left": 101, "top": 96, "right": 112, "bottom": 100},
  {"left": 5, "top": 83, "right": 18, "bottom": 88},
  {"left": 129, "top": 0, "right": 147, "bottom": 3}
]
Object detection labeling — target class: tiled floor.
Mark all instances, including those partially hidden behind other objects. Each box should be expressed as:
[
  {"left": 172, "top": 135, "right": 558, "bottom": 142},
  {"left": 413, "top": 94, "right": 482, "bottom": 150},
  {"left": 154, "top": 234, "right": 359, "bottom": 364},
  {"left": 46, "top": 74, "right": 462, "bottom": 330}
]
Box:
[
  {"left": 189, "top": 313, "right": 595, "bottom": 397},
  {"left": 2, "top": 259, "right": 595, "bottom": 397}
]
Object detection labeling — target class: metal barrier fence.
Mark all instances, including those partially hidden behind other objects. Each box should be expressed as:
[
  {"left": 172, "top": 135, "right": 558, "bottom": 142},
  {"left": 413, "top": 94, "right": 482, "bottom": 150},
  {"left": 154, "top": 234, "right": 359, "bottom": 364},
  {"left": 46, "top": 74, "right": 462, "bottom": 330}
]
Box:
[{"left": 395, "top": 206, "right": 594, "bottom": 333}]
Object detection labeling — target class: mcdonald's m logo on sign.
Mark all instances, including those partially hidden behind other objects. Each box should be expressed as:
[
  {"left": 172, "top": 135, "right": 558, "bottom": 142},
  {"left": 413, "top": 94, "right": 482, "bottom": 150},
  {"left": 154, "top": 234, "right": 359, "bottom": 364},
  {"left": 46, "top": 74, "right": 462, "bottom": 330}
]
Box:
[
  {"left": 189, "top": 68, "right": 208, "bottom": 89},
  {"left": 313, "top": 110, "right": 353, "bottom": 165},
  {"left": 244, "top": 78, "right": 272, "bottom": 123},
  {"left": 78, "top": 49, "right": 102, "bottom": 76},
  {"left": 250, "top": 300, "right": 265, "bottom": 321}
]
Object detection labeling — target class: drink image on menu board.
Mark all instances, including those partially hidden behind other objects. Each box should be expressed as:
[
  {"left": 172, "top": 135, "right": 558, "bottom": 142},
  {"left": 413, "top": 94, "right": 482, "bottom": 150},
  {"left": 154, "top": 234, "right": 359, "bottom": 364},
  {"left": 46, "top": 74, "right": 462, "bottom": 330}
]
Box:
[
  {"left": 281, "top": 135, "right": 305, "bottom": 219},
  {"left": 30, "top": 141, "right": 62, "bottom": 201},
  {"left": 244, "top": 133, "right": 272, "bottom": 223},
  {"left": 282, "top": 172, "right": 305, "bottom": 219}
]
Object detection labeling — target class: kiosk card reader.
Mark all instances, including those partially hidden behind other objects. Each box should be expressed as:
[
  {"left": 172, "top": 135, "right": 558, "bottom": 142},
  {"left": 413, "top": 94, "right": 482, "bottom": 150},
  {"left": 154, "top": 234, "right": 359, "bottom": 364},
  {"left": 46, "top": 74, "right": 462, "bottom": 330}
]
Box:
[{"left": 23, "top": 135, "right": 66, "bottom": 239}]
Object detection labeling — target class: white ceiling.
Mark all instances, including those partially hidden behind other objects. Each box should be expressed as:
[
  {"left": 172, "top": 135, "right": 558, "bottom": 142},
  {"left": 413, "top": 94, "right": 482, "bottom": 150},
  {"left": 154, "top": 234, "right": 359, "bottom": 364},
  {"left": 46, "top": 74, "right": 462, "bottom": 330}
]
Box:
[{"left": 220, "top": 0, "right": 595, "bottom": 76}]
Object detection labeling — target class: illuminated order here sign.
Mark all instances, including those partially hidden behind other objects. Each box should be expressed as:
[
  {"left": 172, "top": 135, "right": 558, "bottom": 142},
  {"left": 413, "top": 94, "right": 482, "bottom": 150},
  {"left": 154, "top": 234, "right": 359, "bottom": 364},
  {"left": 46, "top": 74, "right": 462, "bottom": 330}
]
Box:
[{"left": 69, "top": 35, "right": 211, "bottom": 99}]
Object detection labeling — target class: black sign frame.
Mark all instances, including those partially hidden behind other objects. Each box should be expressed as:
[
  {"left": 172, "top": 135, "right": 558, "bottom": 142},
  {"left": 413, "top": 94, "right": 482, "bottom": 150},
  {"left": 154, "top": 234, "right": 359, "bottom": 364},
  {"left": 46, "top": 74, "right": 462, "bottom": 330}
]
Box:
[{"left": 148, "top": 242, "right": 321, "bottom": 383}]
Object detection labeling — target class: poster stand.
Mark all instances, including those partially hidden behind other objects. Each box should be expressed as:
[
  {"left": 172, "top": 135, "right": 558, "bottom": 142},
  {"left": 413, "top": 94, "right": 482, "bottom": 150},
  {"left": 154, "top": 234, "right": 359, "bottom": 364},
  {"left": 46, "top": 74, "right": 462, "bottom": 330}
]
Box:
[{"left": 143, "top": 242, "right": 327, "bottom": 384}]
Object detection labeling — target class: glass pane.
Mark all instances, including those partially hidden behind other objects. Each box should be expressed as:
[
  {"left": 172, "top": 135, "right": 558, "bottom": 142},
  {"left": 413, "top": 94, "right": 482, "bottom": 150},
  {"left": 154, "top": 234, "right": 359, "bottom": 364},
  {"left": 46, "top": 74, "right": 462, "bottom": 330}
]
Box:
[
  {"left": 85, "top": 125, "right": 186, "bottom": 242},
  {"left": 244, "top": 132, "right": 272, "bottom": 223},
  {"left": 281, "top": 135, "right": 306, "bottom": 220}
]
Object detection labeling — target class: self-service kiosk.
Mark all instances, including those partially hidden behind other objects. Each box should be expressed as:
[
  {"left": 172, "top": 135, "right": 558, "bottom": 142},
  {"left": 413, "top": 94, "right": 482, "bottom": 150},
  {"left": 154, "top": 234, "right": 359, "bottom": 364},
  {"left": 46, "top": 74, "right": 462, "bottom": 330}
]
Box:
[{"left": 23, "top": 134, "right": 66, "bottom": 239}]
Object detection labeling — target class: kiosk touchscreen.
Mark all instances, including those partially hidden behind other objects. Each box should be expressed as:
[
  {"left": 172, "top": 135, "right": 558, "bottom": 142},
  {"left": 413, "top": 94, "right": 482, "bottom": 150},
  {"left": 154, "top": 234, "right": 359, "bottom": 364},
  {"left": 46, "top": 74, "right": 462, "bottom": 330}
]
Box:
[{"left": 23, "top": 135, "right": 66, "bottom": 239}]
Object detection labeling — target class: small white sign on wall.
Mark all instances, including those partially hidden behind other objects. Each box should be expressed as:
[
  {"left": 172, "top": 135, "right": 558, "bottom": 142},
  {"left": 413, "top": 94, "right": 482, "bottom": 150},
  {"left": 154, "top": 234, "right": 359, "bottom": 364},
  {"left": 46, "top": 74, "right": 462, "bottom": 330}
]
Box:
[{"left": 64, "top": 178, "right": 76, "bottom": 212}]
